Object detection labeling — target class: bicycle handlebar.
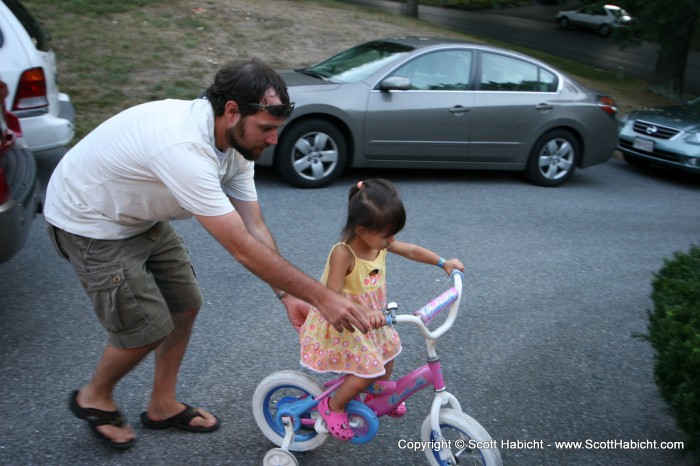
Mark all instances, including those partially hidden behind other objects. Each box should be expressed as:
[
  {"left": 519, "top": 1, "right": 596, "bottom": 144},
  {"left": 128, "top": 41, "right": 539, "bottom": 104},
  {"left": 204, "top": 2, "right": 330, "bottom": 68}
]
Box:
[{"left": 386, "top": 270, "right": 463, "bottom": 341}]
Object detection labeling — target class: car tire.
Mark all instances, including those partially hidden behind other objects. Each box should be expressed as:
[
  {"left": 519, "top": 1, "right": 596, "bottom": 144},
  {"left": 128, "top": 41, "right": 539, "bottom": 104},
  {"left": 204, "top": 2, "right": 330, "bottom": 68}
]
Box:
[
  {"left": 525, "top": 129, "right": 579, "bottom": 187},
  {"left": 275, "top": 119, "right": 347, "bottom": 188},
  {"left": 622, "top": 153, "right": 650, "bottom": 168},
  {"left": 558, "top": 17, "right": 569, "bottom": 29},
  {"left": 599, "top": 24, "right": 611, "bottom": 36}
]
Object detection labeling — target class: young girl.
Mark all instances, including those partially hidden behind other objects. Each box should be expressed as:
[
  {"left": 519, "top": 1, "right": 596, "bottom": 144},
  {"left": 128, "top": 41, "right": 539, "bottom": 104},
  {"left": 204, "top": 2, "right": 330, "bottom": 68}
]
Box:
[{"left": 298, "top": 178, "right": 464, "bottom": 441}]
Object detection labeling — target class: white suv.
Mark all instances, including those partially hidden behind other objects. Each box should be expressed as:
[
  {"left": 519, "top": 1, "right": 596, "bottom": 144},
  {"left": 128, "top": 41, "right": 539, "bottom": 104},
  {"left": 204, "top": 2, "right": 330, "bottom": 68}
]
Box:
[{"left": 0, "top": 0, "right": 75, "bottom": 152}]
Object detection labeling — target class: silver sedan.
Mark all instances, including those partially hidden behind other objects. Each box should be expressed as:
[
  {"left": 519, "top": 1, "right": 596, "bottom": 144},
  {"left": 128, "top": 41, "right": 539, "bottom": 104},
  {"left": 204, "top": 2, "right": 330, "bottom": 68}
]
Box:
[{"left": 257, "top": 37, "right": 619, "bottom": 188}]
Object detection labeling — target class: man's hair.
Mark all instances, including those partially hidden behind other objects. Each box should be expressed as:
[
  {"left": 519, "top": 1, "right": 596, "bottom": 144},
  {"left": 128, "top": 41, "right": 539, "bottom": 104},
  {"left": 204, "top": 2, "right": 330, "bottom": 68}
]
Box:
[
  {"left": 341, "top": 178, "right": 406, "bottom": 242},
  {"left": 205, "top": 58, "right": 290, "bottom": 117}
]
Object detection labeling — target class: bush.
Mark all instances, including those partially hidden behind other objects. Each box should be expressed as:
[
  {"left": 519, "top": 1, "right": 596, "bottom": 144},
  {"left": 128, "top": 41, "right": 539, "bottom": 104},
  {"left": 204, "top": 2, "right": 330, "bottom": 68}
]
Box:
[{"left": 645, "top": 244, "right": 700, "bottom": 452}]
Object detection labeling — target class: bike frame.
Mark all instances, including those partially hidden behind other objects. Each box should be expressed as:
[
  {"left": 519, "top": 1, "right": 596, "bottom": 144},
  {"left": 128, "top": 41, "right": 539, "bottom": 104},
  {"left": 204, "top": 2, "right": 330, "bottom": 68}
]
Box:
[{"left": 279, "top": 271, "right": 465, "bottom": 462}]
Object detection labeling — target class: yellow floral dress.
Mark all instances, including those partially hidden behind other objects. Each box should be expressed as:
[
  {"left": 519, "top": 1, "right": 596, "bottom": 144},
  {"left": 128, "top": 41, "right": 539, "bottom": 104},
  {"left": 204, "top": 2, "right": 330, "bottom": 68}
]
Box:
[{"left": 299, "top": 243, "right": 402, "bottom": 378}]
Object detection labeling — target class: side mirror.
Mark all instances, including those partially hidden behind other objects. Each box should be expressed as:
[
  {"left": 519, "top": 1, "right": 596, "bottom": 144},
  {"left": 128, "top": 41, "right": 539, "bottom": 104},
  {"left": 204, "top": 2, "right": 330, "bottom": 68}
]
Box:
[{"left": 380, "top": 76, "right": 411, "bottom": 91}]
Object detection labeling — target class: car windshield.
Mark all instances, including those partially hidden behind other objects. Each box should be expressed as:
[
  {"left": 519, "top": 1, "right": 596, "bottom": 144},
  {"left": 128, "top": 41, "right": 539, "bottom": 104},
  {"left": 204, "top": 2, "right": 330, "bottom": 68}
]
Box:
[
  {"left": 609, "top": 8, "right": 628, "bottom": 18},
  {"left": 300, "top": 41, "right": 414, "bottom": 83}
]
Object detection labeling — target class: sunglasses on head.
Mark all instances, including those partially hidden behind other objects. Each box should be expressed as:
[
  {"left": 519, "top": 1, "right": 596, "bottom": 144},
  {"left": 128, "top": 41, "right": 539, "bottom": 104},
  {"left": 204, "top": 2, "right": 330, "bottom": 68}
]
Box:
[{"left": 242, "top": 102, "right": 295, "bottom": 119}]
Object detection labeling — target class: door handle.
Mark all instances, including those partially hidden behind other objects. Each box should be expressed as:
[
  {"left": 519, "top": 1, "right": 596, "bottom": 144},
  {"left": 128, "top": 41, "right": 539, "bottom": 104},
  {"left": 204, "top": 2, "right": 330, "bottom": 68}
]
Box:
[
  {"left": 535, "top": 103, "right": 554, "bottom": 111},
  {"left": 449, "top": 106, "right": 470, "bottom": 113}
]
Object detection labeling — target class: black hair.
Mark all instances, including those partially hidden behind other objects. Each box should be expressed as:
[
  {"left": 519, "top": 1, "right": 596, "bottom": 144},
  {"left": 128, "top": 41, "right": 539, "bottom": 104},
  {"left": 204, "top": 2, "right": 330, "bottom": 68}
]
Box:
[
  {"left": 340, "top": 178, "right": 406, "bottom": 242},
  {"left": 205, "top": 58, "right": 290, "bottom": 117}
]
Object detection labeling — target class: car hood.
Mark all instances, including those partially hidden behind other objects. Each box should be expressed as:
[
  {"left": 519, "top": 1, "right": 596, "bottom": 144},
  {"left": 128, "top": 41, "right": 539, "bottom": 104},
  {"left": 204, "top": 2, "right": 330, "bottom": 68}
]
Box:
[
  {"left": 278, "top": 69, "right": 341, "bottom": 88},
  {"left": 631, "top": 104, "right": 700, "bottom": 130}
]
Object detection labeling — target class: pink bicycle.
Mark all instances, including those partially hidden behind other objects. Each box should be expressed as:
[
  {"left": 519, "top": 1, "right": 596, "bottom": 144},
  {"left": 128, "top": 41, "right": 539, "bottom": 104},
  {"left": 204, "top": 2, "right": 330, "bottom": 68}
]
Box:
[{"left": 253, "top": 271, "right": 502, "bottom": 466}]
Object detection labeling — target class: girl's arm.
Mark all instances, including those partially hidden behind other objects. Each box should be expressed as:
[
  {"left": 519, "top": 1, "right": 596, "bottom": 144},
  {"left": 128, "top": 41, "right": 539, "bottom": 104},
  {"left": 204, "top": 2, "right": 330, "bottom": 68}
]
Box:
[
  {"left": 387, "top": 240, "right": 465, "bottom": 275},
  {"left": 325, "top": 244, "right": 354, "bottom": 293}
]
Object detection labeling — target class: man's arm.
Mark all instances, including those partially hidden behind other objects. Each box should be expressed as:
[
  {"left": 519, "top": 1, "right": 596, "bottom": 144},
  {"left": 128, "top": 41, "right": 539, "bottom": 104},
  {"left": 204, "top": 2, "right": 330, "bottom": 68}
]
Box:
[
  {"left": 228, "top": 198, "right": 308, "bottom": 329},
  {"left": 195, "top": 208, "right": 370, "bottom": 333}
]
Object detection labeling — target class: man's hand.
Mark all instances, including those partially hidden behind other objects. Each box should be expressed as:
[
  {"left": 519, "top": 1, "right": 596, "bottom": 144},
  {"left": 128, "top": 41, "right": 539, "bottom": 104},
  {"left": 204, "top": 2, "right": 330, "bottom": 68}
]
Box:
[
  {"left": 283, "top": 293, "right": 370, "bottom": 334},
  {"left": 282, "top": 296, "right": 310, "bottom": 332},
  {"left": 316, "top": 291, "right": 371, "bottom": 334}
]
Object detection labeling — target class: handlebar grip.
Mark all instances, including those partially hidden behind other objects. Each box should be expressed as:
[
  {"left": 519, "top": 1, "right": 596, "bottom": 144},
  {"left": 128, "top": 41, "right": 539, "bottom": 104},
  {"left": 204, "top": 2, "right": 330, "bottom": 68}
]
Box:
[{"left": 414, "top": 287, "right": 459, "bottom": 325}]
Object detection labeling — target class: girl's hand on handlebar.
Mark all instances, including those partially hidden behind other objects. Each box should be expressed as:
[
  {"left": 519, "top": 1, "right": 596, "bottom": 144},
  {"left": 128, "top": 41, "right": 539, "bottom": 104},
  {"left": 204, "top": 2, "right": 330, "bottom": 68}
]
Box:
[
  {"left": 366, "top": 310, "right": 386, "bottom": 329},
  {"left": 442, "top": 258, "right": 465, "bottom": 276}
]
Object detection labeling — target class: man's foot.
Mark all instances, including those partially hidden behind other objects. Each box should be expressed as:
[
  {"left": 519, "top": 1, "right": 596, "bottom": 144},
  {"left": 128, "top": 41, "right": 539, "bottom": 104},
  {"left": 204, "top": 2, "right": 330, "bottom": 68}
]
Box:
[
  {"left": 140, "top": 403, "right": 220, "bottom": 432},
  {"left": 68, "top": 390, "right": 136, "bottom": 449}
]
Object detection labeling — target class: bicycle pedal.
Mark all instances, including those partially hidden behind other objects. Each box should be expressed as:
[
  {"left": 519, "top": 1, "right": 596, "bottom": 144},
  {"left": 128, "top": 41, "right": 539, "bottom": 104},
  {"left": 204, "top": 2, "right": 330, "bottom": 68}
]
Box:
[{"left": 314, "top": 417, "right": 328, "bottom": 434}]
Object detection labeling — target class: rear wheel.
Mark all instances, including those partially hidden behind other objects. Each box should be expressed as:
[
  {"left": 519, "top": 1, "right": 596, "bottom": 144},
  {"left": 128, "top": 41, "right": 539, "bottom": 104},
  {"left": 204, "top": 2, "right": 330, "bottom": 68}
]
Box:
[
  {"left": 252, "top": 370, "right": 328, "bottom": 452},
  {"left": 599, "top": 24, "right": 611, "bottom": 36},
  {"left": 558, "top": 17, "right": 569, "bottom": 29},
  {"left": 525, "top": 129, "right": 579, "bottom": 187},
  {"left": 276, "top": 119, "right": 347, "bottom": 188}
]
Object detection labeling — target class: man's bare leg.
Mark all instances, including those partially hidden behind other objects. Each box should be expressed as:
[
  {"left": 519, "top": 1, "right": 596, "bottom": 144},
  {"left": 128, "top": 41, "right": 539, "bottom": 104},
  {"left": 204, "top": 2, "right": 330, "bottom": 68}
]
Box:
[
  {"left": 144, "top": 308, "right": 217, "bottom": 428},
  {"left": 75, "top": 341, "right": 157, "bottom": 444}
]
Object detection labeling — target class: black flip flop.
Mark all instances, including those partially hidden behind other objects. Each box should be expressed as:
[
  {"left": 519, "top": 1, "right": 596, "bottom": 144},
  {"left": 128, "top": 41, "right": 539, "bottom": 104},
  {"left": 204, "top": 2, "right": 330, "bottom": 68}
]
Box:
[
  {"left": 140, "top": 403, "right": 220, "bottom": 433},
  {"left": 68, "top": 390, "right": 135, "bottom": 450}
]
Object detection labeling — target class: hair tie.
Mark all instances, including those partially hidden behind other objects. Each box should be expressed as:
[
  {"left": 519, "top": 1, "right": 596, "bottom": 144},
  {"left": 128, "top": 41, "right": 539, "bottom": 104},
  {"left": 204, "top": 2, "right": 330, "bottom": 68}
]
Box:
[{"left": 357, "top": 181, "right": 364, "bottom": 189}]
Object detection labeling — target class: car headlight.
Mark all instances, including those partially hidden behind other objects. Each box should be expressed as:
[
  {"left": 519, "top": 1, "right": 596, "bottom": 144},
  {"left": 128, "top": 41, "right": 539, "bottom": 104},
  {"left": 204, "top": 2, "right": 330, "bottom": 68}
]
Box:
[{"left": 685, "top": 132, "right": 700, "bottom": 145}]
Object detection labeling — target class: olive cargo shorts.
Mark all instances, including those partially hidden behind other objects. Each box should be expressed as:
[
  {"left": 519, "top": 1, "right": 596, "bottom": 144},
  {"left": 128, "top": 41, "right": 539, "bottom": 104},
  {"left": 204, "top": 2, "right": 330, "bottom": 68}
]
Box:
[{"left": 47, "top": 221, "right": 204, "bottom": 349}]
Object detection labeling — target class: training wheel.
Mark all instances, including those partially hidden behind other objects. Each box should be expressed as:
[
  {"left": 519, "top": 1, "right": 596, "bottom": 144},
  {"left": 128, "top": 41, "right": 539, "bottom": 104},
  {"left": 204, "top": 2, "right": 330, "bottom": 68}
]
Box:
[{"left": 263, "top": 448, "right": 298, "bottom": 466}]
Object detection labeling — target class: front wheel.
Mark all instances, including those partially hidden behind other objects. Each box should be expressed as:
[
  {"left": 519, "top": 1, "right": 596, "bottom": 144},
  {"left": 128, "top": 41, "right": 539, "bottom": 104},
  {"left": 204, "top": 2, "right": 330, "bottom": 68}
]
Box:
[
  {"left": 557, "top": 17, "right": 569, "bottom": 29},
  {"left": 276, "top": 119, "right": 347, "bottom": 188},
  {"left": 252, "top": 370, "right": 328, "bottom": 452},
  {"left": 421, "top": 408, "right": 503, "bottom": 466},
  {"left": 525, "top": 129, "right": 579, "bottom": 187}
]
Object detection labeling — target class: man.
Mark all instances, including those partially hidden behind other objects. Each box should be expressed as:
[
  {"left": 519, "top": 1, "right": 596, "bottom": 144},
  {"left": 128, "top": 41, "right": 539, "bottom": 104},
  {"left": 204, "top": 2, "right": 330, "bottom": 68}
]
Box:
[{"left": 44, "top": 58, "right": 370, "bottom": 449}]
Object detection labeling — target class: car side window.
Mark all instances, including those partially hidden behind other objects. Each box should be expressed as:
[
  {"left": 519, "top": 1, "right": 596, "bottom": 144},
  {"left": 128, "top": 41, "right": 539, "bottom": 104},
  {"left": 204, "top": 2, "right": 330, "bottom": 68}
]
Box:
[
  {"left": 392, "top": 50, "right": 472, "bottom": 91},
  {"left": 480, "top": 52, "right": 558, "bottom": 92}
]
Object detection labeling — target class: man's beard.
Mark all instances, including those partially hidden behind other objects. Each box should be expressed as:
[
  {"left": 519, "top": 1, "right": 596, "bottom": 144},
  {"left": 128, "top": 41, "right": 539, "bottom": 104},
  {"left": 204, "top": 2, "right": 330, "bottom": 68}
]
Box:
[{"left": 226, "top": 117, "right": 265, "bottom": 162}]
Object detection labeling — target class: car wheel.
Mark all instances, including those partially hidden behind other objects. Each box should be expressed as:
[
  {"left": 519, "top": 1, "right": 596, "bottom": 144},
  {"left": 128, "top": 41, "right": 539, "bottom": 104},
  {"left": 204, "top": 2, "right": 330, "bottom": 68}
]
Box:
[
  {"left": 275, "top": 119, "right": 347, "bottom": 188},
  {"left": 599, "top": 24, "right": 611, "bottom": 36},
  {"left": 623, "top": 153, "right": 650, "bottom": 168},
  {"left": 558, "top": 17, "right": 569, "bottom": 29},
  {"left": 525, "top": 130, "right": 579, "bottom": 187}
]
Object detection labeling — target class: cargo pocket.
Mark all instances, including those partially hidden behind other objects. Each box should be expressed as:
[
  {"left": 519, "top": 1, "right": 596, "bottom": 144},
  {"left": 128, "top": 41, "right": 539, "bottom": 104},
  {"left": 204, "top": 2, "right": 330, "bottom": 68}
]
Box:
[{"left": 77, "top": 264, "right": 144, "bottom": 333}]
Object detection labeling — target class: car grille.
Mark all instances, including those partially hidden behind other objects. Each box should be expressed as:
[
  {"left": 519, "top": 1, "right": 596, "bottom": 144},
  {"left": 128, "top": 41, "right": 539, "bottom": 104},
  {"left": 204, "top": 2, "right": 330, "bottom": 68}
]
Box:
[
  {"left": 618, "top": 140, "right": 680, "bottom": 163},
  {"left": 632, "top": 120, "right": 681, "bottom": 140}
]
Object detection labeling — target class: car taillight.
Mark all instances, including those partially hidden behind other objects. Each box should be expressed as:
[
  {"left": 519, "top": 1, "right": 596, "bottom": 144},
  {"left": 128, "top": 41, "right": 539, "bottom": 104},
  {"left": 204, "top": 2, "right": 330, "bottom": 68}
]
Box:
[
  {"left": 597, "top": 95, "right": 618, "bottom": 117},
  {"left": 0, "top": 167, "right": 9, "bottom": 204},
  {"left": 12, "top": 67, "right": 49, "bottom": 111}
]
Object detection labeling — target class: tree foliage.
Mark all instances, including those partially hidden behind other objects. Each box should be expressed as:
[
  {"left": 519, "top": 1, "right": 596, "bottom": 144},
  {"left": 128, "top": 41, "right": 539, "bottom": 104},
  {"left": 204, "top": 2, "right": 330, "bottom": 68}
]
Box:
[{"left": 614, "top": 0, "right": 699, "bottom": 99}]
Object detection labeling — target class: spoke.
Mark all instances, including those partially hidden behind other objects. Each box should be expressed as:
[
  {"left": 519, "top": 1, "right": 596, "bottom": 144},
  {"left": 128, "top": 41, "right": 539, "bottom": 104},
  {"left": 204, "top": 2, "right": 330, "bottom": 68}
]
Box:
[
  {"left": 538, "top": 155, "right": 552, "bottom": 168},
  {"left": 318, "top": 149, "right": 338, "bottom": 163},
  {"left": 544, "top": 140, "right": 559, "bottom": 154},
  {"left": 557, "top": 141, "right": 572, "bottom": 156},
  {"left": 312, "top": 133, "right": 330, "bottom": 150},
  {"left": 293, "top": 157, "right": 312, "bottom": 172},
  {"left": 294, "top": 138, "right": 313, "bottom": 155},
  {"left": 309, "top": 161, "right": 326, "bottom": 180}
]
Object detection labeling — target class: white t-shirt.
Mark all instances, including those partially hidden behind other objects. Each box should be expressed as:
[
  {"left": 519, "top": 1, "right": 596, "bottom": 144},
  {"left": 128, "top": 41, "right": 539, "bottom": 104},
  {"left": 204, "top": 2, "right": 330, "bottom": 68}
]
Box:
[{"left": 44, "top": 99, "right": 257, "bottom": 239}]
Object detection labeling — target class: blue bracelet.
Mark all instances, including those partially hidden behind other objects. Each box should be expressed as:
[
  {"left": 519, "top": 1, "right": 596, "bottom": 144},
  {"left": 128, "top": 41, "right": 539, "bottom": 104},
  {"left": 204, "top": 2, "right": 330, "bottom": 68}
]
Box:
[{"left": 437, "top": 257, "right": 446, "bottom": 268}]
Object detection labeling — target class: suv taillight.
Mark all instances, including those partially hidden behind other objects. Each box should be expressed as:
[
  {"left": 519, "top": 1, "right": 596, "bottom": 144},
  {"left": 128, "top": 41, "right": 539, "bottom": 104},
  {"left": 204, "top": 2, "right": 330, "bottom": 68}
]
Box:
[{"left": 12, "top": 67, "right": 49, "bottom": 111}]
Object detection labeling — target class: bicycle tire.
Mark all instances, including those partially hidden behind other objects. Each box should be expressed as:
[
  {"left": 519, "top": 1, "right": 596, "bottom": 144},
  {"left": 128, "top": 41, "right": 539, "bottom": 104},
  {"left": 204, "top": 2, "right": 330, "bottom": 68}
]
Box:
[
  {"left": 253, "top": 370, "right": 328, "bottom": 452},
  {"left": 421, "top": 408, "right": 503, "bottom": 466}
]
